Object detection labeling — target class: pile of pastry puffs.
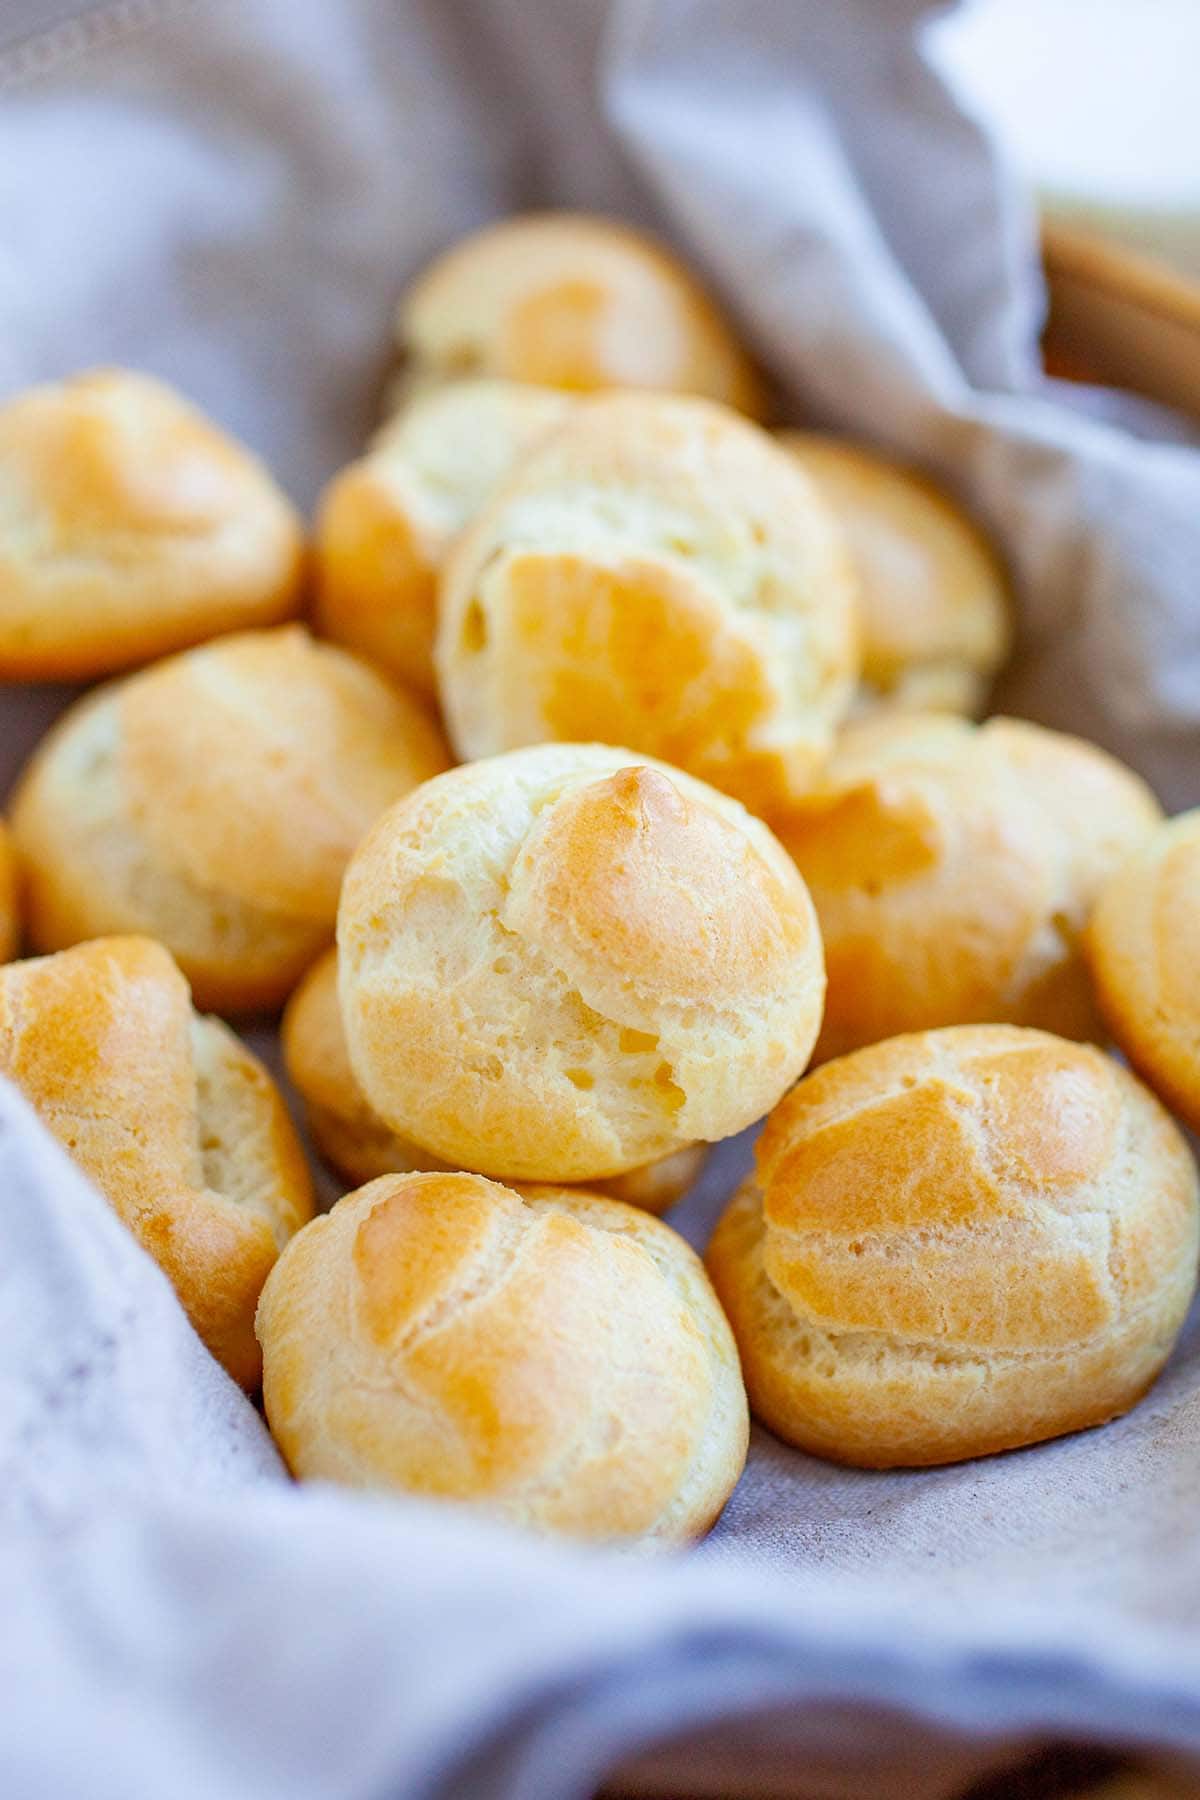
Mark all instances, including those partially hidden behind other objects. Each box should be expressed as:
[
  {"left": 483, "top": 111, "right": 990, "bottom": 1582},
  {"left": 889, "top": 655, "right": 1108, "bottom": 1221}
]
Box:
[{"left": 1, "top": 213, "right": 1196, "bottom": 1545}]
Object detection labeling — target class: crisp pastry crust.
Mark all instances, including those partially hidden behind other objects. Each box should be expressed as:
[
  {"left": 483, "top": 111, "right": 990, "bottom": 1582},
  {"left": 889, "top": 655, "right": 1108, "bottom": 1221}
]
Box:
[
  {"left": 779, "top": 433, "right": 1011, "bottom": 714},
  {"left": 10, "top": 626, "right": 450, "bottom": 1013},
  {"left": 436, "top": 393, "right": 859, "bottom": 817},
  {"left": 0, "top": 368, "right": 304, "bottom": 680},
  {"left": 396, "top": 211, "right": 763, "bottom": 414},
  {"left": 314, "top": 380, "right": 572, "bottom": 695},
  {"left": 774, "top": 711, "right": 1162, "bottom": 1062},
  {"left": 337, "top": 743, "right": 825, "bottom": 1181},
  {"left": 282, "top": 948, "right": 705, "bottom": 1210},
  {"left": 707, "top": 1024, "right": 1199, "bottom": 1467},
  {"left": 1088, "top": 808, "right": 1200, "bottom": 1133},
  {"left": 257, "top": 1170, "right": 748, "bottom": 1542},
  {"left": 0, "top": 936, "right": 313, "bottom": 1386}
]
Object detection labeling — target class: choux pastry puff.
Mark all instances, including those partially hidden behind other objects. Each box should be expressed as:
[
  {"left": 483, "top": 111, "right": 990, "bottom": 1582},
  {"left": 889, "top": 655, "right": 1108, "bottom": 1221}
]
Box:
[
  {"left": 707, "top": 1025, "right": 1199, "bottom": 1467},
  {"left": 11, "top": 625, "right": 449, "bottom": 1013},
  {"left": 257, "top": 1171, "right": 748, "bottom": 1543},
  {"left": 0, "top": 368, "right": 304, "bottom": 680},
  {"left": 0, "top": 936, "right": 313, "bottom": 1386},
  {"left": 436, "top": 393, "right": 859, "bottom": 816},
  {"left": 396, "top": 211, "right": 763, "bottom": 414},
  {"left": 1088, "top": 809, "right": 1200, "bottom": 1134},
  {"left": 775, "top": 711, "right": 1162, "bottom": 1062},
  {"left": 779, "top": 432, "right": 1010, "bottom": 714},
  {"left": 283, "top": 948, "right": 705, "bottom": 1209},
  {"left": 337, "top": 743, "right": 825, "bottom": 1182}
]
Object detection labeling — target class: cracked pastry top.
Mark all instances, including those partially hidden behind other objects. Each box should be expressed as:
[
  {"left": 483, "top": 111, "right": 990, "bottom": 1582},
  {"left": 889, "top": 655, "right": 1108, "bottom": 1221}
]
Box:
[
  {"left": 337, "top": 742, "right": 825, "bottom": 1183},
  {"left": 257, "top": 1170, "right": 748, "bottom": 1543},
  {"left": 707, "top": 1023, "right": 1199, "bottom": 1467}
]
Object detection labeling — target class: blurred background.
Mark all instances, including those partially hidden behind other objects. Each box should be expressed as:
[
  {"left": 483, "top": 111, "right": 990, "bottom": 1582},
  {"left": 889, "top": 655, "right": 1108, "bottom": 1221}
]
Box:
[{"left": 931, "top": 0, "right": 1200, "bottom": 276}]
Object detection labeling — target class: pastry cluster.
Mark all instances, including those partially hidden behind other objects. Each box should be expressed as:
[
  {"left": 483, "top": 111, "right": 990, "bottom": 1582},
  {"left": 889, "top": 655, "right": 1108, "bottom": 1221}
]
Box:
[{"left": 1, "top": 212, "right": 1195, "bottom": 1545}]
